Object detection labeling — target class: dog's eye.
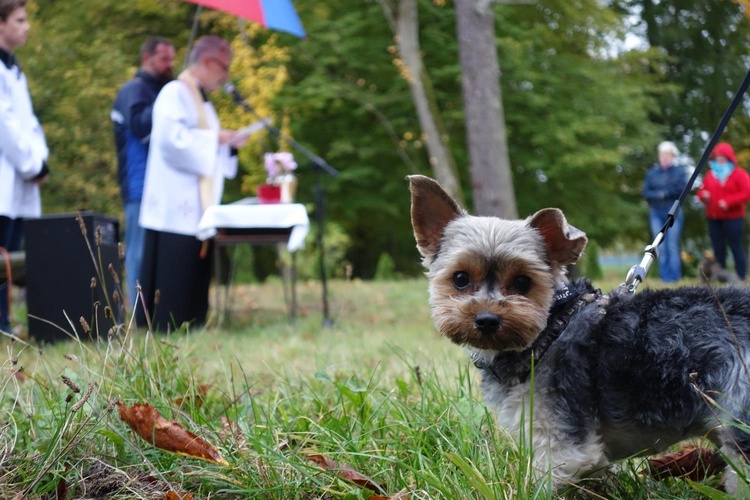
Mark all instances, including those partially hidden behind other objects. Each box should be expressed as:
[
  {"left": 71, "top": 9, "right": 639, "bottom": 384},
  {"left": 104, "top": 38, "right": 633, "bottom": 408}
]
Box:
[
  {"left": 452, "top": 271, "right": 471, "bottom": 290},
  {"left": 510, "top": 275, "right": 532, "bottom": 294}
]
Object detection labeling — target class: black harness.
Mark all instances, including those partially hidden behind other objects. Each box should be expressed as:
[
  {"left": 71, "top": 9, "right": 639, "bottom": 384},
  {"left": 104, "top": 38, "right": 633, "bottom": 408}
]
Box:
[{"left": 472, "top": 281, "right": 603, "bottom": 385}]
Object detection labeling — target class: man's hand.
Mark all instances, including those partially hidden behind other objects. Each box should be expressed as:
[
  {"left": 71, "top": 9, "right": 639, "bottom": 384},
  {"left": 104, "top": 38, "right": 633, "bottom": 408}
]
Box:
[
  {"left": 32, "top": 175, "right": 48, "bottom": 186},
  {"left": 218, "top": 129, "right": 238, "bottom": 145}
]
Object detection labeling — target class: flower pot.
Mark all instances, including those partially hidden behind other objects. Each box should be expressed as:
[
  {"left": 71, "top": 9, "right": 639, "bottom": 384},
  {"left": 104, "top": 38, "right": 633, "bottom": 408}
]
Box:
[{"left": 257, "top": 184, "right": 281, "bottom": 204}]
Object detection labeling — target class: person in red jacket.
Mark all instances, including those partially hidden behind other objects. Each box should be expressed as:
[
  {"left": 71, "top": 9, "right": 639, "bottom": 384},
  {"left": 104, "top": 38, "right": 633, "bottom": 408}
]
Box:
[{"left": 697, "top": 142, "right": 750, "bottom": 280}]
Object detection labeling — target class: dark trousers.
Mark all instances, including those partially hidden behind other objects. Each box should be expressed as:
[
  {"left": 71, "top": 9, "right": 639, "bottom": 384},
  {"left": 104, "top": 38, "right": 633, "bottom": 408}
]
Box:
[
  {"left": 707, "top": 217, "right": 747, "bottom": 280},
  {"left": 136, "top": 229, "right": 212, "bottom": 331},
  {"left": 0, "top": 217, "right": 24, "bottom": 331}
]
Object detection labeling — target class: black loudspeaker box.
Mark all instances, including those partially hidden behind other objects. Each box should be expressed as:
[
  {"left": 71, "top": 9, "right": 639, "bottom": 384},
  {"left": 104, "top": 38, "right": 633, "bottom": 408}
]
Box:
[{"left": 25, "top": 212, "right": 122, "bottom": 342}]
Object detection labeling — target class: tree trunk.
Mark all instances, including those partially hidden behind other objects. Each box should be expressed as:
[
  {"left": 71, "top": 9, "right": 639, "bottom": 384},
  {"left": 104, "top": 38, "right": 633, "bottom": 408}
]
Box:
[
  {"left": 455, "top": 0, "right": 517, "bottom": 218},
  {"left": 382, "top": 0, "right": 463, "bottom": 202}
]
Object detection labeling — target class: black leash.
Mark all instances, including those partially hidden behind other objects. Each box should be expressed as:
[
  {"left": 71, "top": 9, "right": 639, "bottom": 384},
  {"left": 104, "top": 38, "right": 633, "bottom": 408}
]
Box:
[{"left": 623, "top": 67, "right": 750, "bottom": 294}]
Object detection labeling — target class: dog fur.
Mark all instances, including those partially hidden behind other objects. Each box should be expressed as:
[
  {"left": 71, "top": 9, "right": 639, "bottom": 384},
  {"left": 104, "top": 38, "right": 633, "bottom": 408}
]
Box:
[{"left": 409, "top": 174, "right": 750, "bottom": 492}]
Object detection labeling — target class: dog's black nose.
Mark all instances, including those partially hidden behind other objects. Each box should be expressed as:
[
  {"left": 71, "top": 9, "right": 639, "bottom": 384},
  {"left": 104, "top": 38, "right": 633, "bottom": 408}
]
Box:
[{"left": 474, "top": 313, "right": 502, "bottom": 334}]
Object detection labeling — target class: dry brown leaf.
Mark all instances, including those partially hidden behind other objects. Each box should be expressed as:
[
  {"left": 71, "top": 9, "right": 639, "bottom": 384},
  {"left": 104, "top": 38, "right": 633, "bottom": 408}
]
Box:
[
  {"left": 648, "top": 445, "right": 723, "bottom": 481},
  {"left": 118, "top": 402, "right": 228, "bottom": 465},
  {"left": 307, "top": 453, "right": 383, "bottom": 493},
  {"left": 164, "top": 491, "right": 193, "bottom": 500},
  {"left": 13, "top": 370, "right": 27, "bottom": 382},
  {"left": 56, "top": 474, "right": 68, "bottom": 499}
]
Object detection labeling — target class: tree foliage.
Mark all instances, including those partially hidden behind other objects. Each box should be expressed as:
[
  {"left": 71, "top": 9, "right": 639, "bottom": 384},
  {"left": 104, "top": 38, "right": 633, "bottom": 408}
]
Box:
[
  {"left": 495, "top": 0, "right": 664, "bottom": 243},
  {"left": 19, "top": 0, "right": 738, "bottom": 278},
  {"left": 612, "top": 0, "right": 750, "bottom": 155},
  {"left": 609, "top": 0, "right": 750, "bottom": 245},
  {"left": 26, "top": 0, "right": 193, "bottom": 215},
  {"left": 24, "top": 0, "right": 292, "bottom": 214}
]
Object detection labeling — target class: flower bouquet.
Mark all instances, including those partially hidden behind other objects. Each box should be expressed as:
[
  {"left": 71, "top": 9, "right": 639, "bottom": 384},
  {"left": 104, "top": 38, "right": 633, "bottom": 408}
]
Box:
[{"left": 259, "top": 152, "right": 298, "bottom": 204}]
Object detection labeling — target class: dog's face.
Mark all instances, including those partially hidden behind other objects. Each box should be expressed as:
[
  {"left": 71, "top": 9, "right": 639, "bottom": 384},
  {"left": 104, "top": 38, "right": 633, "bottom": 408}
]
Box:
[{"left": 409, "top": 175, "right": 588, "bottom": 352}]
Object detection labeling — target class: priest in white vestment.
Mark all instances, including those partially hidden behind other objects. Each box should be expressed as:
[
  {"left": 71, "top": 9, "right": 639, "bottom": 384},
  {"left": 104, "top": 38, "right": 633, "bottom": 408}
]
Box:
[{"left": 137, "top": 35, "right": 247, "bottom": 330}]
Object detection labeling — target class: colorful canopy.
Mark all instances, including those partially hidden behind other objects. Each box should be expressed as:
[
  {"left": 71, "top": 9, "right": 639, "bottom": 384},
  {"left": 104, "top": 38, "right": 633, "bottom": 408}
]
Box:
[{"left": 184, "top": 0, "right": 306, "bottom": 38}]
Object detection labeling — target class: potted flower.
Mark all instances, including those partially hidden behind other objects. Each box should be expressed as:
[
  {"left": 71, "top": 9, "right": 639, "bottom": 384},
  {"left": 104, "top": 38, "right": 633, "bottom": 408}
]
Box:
[{"left": 259, "top": 152, "right": 298, "bottom": 204}]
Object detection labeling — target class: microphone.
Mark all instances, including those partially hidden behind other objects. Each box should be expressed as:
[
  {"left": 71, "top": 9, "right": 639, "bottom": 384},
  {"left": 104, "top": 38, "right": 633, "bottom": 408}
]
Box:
[{"left": 224, "top": 83, "right": 251, "bottom": 110}]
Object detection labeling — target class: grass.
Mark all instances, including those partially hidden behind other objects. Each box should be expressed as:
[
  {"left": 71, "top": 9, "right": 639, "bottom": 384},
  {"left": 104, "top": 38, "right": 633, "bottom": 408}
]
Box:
[{"left": 0, "top": 269, "right": 734, "bottom": 498}]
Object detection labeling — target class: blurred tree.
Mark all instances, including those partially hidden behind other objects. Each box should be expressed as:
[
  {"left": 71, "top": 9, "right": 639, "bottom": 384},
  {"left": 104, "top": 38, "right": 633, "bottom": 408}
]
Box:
[
  {"left": 279, "top": 0, "right": 427, "bottom": 277},
  {"left": 282, "top": 0, "right": 667, "bottom": 274},
  {"left": 210, "top": 20, "right": 295, "bottom": 200},
  {"left": 735, "top": 0, "right": 750, "bottom": 15},
  {"left": 495, "top": 0, "right": 665, "bottom": 244},
  {"left": 607, "top": 0, "right": 750, "bottom": 255},
  {"left": 381, "top": 0, "right": 464, "bottom": 203},
  {"left": 25, "top": 0, "right": 193, "bottom": 216},
  {"left": 20, "top": 0, "right": 672, "bottom": 278},
  {"left": 610, "top": 0, "right": 750, "bottom": 155},
  {"left": 456, "top": 0, "right": 517, "bottom": 218},
  {"left": 23, "top": 0, "right": 291, "bottom": 224}
]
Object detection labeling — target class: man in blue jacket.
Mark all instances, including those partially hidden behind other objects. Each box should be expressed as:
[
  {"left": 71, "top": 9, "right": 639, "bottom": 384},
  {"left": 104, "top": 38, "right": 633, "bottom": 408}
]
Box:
[
  {"left": 111, "top": 36, "right": 174, "bottom": 306},
  {"left": 642, "top": 141, "right": 688, "bottom": 283}
]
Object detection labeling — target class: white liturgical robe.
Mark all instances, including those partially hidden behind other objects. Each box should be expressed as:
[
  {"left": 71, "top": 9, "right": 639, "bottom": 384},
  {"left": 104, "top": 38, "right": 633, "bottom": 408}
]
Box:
[
  {"left": 0, "top": 57, "right": 48, "bottom": 218},
  {"left": 139, "top": 80, "right": 238, "bottom": 237}
]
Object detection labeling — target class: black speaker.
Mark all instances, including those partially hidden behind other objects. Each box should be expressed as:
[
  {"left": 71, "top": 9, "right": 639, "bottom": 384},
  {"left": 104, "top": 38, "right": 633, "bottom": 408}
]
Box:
[{"left": 25, "top": 212, "right": 122, "bottom": 342}]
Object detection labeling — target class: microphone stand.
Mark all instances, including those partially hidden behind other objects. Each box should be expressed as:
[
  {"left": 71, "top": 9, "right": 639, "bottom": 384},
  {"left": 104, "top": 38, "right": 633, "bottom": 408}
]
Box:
[{"left": 229, "top": 93, "right": 338, "bottom": 328}]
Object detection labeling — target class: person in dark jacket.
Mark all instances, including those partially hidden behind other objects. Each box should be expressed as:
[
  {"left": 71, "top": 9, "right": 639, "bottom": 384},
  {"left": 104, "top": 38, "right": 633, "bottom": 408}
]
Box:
[
  {"left": 642, "top": 141, "right": 687, "bottom": 282},
  {"left": 697, "top": 142, "right": 750, "bottom": 280},
  {"left": 111, "top": 36, "right": 174, "bottom": 306}
]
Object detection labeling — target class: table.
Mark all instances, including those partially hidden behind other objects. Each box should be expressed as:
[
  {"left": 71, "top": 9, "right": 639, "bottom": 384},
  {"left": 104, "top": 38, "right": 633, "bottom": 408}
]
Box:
[{"left": 197, "top": 203, "right": 310, "bottom": 322}]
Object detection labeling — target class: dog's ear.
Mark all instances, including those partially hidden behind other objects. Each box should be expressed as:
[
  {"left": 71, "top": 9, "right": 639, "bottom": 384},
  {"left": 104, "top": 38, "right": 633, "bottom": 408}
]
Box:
[
  {"left": 528, "top": 208, "right": 588, "bottom": 266},
  {"left": 409, "top": 175, "right": 464, "bottom": 257}
]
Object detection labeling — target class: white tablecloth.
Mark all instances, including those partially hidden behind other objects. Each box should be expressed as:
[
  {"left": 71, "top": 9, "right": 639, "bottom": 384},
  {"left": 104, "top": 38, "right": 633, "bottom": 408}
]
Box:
[{"left": 196, "top": 203, "right": 310, "bottom": 251}]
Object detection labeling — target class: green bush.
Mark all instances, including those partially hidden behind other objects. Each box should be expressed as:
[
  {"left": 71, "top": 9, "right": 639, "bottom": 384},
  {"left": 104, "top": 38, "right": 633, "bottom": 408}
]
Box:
[
  {"left": 373, "top": 252, "right": 398, "bottom": 281},
  {"left": 579, "top": 240, "right": 603, "bottom": 280}
]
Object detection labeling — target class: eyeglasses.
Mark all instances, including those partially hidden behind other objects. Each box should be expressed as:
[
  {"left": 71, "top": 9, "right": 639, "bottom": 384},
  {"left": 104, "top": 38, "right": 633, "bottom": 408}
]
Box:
[{"left": 209, "top": 57, "right": 230, "bottom": 72}]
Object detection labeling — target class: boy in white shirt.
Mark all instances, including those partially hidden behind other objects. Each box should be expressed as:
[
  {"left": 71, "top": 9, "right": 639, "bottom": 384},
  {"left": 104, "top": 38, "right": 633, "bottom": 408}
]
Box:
[{"left": 0, "top": 0, "right": 49, "bottom": 332}]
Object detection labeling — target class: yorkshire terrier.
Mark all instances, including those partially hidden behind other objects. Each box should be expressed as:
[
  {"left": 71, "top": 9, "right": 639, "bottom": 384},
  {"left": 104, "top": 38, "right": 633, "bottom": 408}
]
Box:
[{"left": 409, "top": 175, "right": 750, "bottom": 493}]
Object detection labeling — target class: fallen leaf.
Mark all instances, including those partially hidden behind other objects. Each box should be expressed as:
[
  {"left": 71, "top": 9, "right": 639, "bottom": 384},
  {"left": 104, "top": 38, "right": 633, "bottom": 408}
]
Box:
[
  {"left": 56, "top": 470, "right": 68, "bottom": 499},
  {"left": 648, "top": 445, "right": 723, "bottom": 481},
  {"left": 164, "top": 491, "right": 193, "bottom": 500},
  {"left": 307, "top": 453, "right": 383, "bottom": 493},
  {"left": 118, "top": 402, "right": 228, "bottom": 465},
  {"left": 135, "top": 472, "right": 159, "bottom": 484}
]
